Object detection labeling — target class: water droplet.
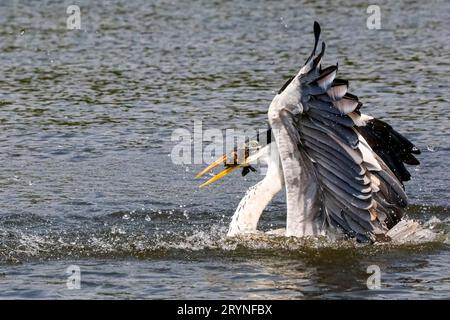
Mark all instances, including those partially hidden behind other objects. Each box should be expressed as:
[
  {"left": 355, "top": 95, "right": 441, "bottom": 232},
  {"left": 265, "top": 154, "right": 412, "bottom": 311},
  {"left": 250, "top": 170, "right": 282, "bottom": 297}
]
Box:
[
  {"left": 122, "top": 214, "right": 130, "bottom": 220},
  {"left": 427, "top": 145, "right": 436, "bottom": 152},
  {"left": 111, "top": 226, "right": 126, "bottom": 235},
  {"left": 20, "top": 30, "right": 25, "bottom": 35}
]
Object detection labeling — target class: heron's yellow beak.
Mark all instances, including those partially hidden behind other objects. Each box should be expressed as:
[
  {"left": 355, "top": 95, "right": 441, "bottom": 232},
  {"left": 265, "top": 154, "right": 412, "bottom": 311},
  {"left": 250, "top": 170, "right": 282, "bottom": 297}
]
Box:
[
  {"left": 198, "top": 165, "right": 240, "bottom": 188},
  {"left": 195, "top": 155, "right": 227, "bottom": 179},
  {"left": 195, "top": 149, "right": 263, "bottom": 188},
  {"left": 195, "top": 153, "right": 239, "bottom": 188}
]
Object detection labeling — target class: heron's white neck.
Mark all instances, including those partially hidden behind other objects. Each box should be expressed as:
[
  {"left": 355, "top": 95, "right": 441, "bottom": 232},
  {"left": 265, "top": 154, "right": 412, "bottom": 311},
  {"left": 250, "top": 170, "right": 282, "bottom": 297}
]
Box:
[{"left": 227, "top": 144, "right": 283, "bottom": 237}]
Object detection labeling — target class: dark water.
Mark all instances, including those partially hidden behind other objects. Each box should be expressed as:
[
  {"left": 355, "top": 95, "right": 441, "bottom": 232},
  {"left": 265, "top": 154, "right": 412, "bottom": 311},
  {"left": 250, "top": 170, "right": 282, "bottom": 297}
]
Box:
[{"left": 0, "top": 0, "right": 449, "bottom": 299}]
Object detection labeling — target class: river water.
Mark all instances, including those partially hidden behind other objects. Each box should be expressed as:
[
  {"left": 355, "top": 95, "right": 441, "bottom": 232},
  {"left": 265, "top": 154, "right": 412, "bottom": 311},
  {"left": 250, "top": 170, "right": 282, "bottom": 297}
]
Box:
[{"left": 0, "top": 0, "right": 449, "bottom": 299}]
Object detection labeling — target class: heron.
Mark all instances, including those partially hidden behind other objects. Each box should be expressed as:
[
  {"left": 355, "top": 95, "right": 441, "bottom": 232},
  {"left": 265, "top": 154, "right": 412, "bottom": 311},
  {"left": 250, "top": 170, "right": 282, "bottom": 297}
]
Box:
[{"left": 196, "top": 22, "right": 420, "bottom": 242}]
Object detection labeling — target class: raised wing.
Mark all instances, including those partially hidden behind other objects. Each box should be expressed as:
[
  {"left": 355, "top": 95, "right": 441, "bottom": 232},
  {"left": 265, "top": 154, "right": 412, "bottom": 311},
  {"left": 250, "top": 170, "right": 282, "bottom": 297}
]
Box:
[
  {"left": 269, "top": 22, "right": 419, "bottom": 242},
  {"left": 356, "top": 117, "right": 420, "bottom": 184}
]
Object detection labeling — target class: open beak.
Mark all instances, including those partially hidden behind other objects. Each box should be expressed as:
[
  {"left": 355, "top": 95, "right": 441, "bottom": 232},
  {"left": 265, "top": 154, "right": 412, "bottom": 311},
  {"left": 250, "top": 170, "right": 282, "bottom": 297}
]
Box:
[
  {"left": 195, "top": 148, "right": 264, "bottom": 188},
  {"left": 195, "top": 155, "right": 227, "bottom": 179},
  {"left": 195, "top": 153, "right": 239, "bottom": 188},
  {"left": 198, "top": 165, "right": 240, "bottom": 188}
]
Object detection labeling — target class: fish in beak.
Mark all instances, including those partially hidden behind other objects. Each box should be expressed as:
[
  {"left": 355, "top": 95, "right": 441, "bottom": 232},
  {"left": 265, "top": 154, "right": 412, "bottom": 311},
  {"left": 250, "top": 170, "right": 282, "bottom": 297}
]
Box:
[{"left": 195, "top": 142, "right": 263, "bottom": 188}]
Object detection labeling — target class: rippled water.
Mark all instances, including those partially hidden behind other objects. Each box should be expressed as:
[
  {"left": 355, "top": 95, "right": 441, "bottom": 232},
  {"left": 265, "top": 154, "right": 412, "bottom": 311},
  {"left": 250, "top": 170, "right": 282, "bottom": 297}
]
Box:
[{"left": 0, "top": 0, "right": 449, "bottom": 299}]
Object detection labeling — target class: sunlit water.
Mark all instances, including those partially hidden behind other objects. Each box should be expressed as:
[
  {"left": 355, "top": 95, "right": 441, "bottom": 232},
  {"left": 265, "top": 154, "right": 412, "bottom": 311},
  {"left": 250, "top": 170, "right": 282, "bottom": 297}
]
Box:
[{"left": 0, "top": 0, "right": 449, "bottom": 299}]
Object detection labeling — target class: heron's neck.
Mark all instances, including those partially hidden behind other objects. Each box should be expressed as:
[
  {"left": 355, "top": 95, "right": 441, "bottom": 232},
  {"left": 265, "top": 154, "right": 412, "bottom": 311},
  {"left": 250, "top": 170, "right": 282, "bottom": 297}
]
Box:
[{"left": 227, "top": 152, "right": 283, "bottom": 237}]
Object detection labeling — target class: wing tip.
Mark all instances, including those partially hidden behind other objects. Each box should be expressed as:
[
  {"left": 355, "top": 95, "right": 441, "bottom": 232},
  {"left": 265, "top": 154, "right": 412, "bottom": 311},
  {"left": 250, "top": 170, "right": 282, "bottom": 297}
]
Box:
[{"left": 314, "top": 21, "right": 321, "bottom": 40}]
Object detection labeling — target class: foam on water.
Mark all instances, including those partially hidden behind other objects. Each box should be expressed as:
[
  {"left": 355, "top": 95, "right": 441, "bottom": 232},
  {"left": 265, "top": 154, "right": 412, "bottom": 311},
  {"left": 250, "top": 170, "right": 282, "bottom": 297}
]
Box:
[{"left": 1, "top": 209, "right": 447, "bottom": 265}]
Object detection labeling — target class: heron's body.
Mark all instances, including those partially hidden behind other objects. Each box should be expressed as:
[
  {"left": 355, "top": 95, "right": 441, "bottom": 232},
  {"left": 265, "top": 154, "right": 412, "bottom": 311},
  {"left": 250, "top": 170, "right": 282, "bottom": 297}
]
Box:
[{"left": 199, "top": 22, "right": 420, "bottom": 243}]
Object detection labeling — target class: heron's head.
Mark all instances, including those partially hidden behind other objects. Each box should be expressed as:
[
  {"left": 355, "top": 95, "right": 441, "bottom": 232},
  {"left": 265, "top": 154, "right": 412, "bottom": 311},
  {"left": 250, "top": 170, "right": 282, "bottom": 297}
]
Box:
[{"left": 195, "top": 140, "right": 264, "bottom": 188}]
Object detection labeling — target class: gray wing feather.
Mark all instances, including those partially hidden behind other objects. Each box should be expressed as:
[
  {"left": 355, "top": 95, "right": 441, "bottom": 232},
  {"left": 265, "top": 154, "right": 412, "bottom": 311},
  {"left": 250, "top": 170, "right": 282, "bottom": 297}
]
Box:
[{"left": 272, "top": 23, "right": 410, "bottom": 241}]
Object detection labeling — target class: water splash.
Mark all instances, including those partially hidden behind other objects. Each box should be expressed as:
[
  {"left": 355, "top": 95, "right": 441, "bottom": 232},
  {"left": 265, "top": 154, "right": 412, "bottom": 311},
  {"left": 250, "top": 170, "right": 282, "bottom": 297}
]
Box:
[{"left": 0, "top": 208, "right": 447, "bottom": 265}]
